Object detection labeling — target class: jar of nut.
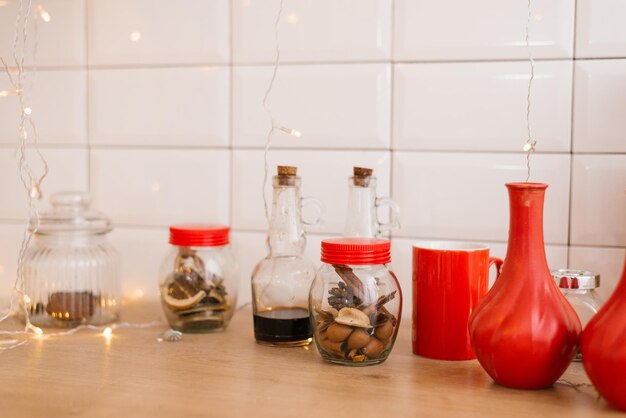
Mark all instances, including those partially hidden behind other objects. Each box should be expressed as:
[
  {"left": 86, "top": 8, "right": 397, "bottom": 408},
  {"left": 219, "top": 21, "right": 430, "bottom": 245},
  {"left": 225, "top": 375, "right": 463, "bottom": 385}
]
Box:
[
  {"left": 309, "top": 238, "right": 402, "bottom": 366},
  {"left": 159, "top": 225, "right": 239, "bottom": 333}
]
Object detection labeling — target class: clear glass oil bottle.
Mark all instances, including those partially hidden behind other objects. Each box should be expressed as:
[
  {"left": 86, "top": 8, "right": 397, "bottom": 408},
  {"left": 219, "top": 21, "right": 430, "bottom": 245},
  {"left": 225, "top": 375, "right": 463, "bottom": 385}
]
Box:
[{"left": 251, "top": 166, "right": 322, "bottom": 347}]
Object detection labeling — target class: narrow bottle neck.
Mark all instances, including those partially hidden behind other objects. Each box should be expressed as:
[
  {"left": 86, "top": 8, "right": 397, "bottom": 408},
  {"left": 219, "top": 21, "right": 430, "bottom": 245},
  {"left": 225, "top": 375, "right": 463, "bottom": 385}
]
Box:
[
  {"left": 344, "top": 179, "right": 377, "bottom": 238},
  {"left": 504, "top": 185, "right": 549, "bottom": 266},
  {"left": 268, "top": 184, "right": 305, "bottom": 256}
]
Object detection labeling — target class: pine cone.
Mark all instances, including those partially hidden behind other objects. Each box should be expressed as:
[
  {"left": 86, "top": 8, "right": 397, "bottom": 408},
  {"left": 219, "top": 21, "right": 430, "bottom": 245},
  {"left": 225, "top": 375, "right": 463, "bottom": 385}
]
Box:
[{"left": 328, "top": 281, "right": 362, "bottom": 310}]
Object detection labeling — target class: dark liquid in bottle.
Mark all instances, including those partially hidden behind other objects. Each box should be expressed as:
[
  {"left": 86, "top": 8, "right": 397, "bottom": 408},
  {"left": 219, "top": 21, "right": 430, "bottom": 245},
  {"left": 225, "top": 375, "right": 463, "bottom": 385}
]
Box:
[{"left": 254, "top": 307, "right": 312, "bottom": 345}]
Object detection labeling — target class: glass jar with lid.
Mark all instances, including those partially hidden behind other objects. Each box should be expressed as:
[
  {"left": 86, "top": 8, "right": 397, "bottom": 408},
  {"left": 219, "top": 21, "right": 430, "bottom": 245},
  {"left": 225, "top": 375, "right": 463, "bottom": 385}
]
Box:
[
  {"left": 22, "top": 192, "right": 120, "bottom": 327},
  {"left": 160, "top": 224, "right": 239, "bottom": 333},
  {"left": 309, "top": 238, "right": 402, "bottom": 366},
  {"left": 552, "top": 269, "right": 603, "bottom": 361}
]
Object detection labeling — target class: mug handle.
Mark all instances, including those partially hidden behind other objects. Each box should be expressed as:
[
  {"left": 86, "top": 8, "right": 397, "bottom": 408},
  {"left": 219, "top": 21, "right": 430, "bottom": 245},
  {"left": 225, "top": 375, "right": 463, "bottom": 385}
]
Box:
[
  {"left": 376, "top": 196, "right": 401, "bottom": 234},
  {"left": 489, "top": 257, "right": 504, "bottom": 279},
  {"left": 300, "top": 196, "right": 324, "bottom": 230}
]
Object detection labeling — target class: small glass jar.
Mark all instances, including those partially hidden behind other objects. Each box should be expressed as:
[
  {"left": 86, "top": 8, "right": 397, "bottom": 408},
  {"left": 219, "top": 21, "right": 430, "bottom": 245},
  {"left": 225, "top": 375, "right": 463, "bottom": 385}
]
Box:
[
  {"left": 160, "top": 224, "right": 239, "bottom": 333},
  {"left": 309, "top": 238, "right": 402, "bottom": 366},
  {"left": 552, "top": 269, "right": 603, "bottom": 361},
  {"left": 23, "top": 192, "right": 120, "bottom": 327}
]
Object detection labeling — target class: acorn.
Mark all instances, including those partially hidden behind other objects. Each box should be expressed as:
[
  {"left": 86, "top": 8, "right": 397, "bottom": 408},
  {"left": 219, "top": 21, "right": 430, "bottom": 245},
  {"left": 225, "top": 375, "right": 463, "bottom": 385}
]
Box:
[
  {"left": 374, "top": 320, "right": 394, "bottom": 341},
  {"left": 347, "top": 328, "right": 370, "bottom": 349},
  {"left": 362, "top": 337, "right": 384, "bottom": 357},
  {"left": 327, "top": 323, "right": 352, "bottom": 342},
  {"left": 320, "top": 338, "right": 343, "bottom": 356}
]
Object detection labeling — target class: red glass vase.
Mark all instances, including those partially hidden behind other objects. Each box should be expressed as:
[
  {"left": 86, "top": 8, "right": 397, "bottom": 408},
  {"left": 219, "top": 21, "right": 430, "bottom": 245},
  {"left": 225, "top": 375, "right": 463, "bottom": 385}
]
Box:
[
  {"left": 468, "top": 183, "right": 581, "bottom": 389},
  {"left": 582, "top": 254, "right": 626, "bottom": 411}
]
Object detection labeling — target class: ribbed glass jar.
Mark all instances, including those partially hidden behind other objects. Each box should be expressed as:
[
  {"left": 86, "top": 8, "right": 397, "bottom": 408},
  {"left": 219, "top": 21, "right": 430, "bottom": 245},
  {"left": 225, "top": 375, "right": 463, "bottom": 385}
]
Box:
[{"left": 22, "top": 192, "right": 120, "bottom": 327}]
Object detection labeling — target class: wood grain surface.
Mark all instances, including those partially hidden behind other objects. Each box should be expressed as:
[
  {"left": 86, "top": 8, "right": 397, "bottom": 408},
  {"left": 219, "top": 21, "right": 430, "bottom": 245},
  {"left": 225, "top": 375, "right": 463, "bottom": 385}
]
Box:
[{"left": 0, "top": 303, "right": 620, "bottom": 418}]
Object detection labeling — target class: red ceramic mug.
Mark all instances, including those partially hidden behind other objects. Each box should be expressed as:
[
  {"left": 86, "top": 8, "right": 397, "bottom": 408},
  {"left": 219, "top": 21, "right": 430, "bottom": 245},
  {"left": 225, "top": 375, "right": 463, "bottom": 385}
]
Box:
[{"left": 412, "top": 241, "right": 502, "bottom": 360}]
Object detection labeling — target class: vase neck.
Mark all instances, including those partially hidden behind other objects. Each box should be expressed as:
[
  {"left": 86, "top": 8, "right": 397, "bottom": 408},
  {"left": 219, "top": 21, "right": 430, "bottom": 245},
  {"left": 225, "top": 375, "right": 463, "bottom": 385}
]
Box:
[{"left": 504, "top": 184, "right": 549, "bottom": 267}]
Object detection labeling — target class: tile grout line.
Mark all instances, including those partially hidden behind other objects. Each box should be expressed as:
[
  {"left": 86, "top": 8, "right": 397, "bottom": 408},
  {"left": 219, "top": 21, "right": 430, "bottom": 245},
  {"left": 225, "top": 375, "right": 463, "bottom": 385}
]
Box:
[
  {"left": 228, "top": 0, "right": 234, "bottom": 228},
  {"left": 388, "top": 0, "right": 396, "bottom": 244},
  {"left": 84, "top": 0, "right": 92, "bottom": 194}
]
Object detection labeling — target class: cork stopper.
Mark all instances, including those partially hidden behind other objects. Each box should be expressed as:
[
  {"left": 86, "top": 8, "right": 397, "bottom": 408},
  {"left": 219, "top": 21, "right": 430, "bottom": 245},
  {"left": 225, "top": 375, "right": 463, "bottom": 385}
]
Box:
[
  {"left": 276, "top": 165, "right": 298, "bottom": 186},
  {"left": 277, "top": 165, "right": 298, "bottom": 176},
  {"left": 352, "top": 166, "right": 373, "bottom": 187}
]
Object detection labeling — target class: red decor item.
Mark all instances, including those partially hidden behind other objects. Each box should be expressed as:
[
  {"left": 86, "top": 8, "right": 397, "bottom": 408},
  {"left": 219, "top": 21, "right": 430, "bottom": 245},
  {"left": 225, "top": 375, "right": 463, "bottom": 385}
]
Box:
[
  {"left": 582, "top": 254, "right": 626, "bottom": 411},
  {"left": 320, "top": 238, "right": 391, "bottom": 265},
  {"left": 468, "top": 183, "right": 581, "bottom": 389},
  {"left": 169, "top": 224, "right": 230, "bottom": 247},
  {"left": 412, "top": 242, "right": 502, "bottom": 360}
]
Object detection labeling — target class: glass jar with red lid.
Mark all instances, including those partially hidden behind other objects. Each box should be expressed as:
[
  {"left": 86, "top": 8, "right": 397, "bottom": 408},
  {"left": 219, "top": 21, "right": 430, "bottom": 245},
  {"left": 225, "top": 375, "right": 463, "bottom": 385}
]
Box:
[
  {"left": 309, "top": 238, "right": 402, "bottom": 366},
  {"left": 159, "top": 224, "right": 239, "bottom": 333}
]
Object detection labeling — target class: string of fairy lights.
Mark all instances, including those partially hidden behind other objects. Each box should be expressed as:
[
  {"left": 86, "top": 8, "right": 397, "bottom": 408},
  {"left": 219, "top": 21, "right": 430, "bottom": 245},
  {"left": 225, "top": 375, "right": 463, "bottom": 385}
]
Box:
[
  {"left": 0, "top": 1, "right": 164, "bottom": 351},
  {"left": 261, "top": 0, "right": 301, "bottom": 226},
  {"left": 523, "top": 0, "right": 537, "bottom": 182}
]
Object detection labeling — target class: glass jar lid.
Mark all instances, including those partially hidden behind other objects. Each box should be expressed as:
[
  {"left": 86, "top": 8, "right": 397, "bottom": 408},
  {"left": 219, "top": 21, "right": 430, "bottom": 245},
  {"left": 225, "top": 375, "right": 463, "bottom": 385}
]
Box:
[
  {"left": 321, "top": 238, "right": 391, "bottom": 265},
  {"left": 169, "top": 224, "right": 230, "bottom": 247},
  {"left": 552, "top": 269, "right": 600, "bottom": 290},
  {"left": 31, "top": 192, "right": 112, "bottom": 235}
]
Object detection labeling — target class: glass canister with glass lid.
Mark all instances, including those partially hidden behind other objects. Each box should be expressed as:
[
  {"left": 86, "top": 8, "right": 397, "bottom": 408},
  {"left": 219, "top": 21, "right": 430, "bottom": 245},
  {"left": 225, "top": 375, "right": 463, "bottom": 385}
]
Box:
[
  {"left": 309, "top": 238, "right": 402, "bottom": 366},
  {"left": 159, "top": 224, "right": 239, "bottom": 333},
  {"left": 552, "top": 269, "right": 603, "bottom": 361},
  {"left": 22, "top": 192, "right": 120, "bottom": 327}
]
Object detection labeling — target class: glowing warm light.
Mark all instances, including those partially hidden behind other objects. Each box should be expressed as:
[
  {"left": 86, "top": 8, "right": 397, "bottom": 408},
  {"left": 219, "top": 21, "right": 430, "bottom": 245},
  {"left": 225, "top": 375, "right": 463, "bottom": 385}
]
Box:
[
  {"left": 0, "top": 88, "right": 20, "bottom": 97},
  {"left": 0, "top": 264, "right": 4, "bottom": 274},
  {"left": 151, "top": 182, "right": 160, "bottom": 192},
  {"left": 32, "top": 326, "right": 43, "bottom": 336},
  {"left": 24, "top": 107, "right": 32, "bottom": 115},
  {"left": 103, "top": 327, "right": 113, "bottom": 338},
  {"left": 286, "top": 12, "right": 298, "bottom": 24},
  {"left": 36, "top": 4, "right": 51, "bottom": 23},
  {"left": 130, "top": 31, "right": 142, "bottom": 42},
  {"left": 133, "top": 289, "right": 145, "bottom": 299},
  {"left": 0, "top": 1, "right": 8, "bottom": 6},
  {"left": 276, "top": 125, "right": 301, "bottom": 137}
]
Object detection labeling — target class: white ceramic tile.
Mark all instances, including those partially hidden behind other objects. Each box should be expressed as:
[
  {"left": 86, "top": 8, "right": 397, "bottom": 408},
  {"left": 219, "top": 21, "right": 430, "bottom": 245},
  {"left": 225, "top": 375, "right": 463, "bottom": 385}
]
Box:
[
  {"left": 576, "top": 0, "right": 626, "bottom": 58},
  {"left": 391, "top": 238, "right": 568, "bottom": 317},
  {"left": 0, "top": 70, "right": 86, "bottom": 145},
  {"left": 232, "top": 64, "right": 390, "bottom": 149},
  {"left": 0, "top": 148, "right": 88, "bottom": 220},
  {"left": 570, "top": 155, "right": 626, "bottom": 247},
  {"left": 569, "top": 246, "right": 625, "bottom": 302},
  {"left": 0, "top": 223, "right": 25, "bottom": 306},
  {"left": 90, "top": 149, "right": 230, "bottom": 226},
  {"left": 232, "top": 150, "right": 391, "bottom": 234},
  {"left": 394, "top": 61, "right": 572, "bottom": 152},
  {"left": 392, "top": 152, "right": 571, "bottom": 244},
  {"left": 88, "top": 0, "right": 229, "bottom": 65},
  {"left": 0, "top": 0, "right": 85, "bottom": 66},
  {"left": 394, "top": 0, "right": 574, "bottom": 61},
  {"left": 89, "top": 67, "right": 229, "bottom": 147},
  {"left": 231, "top": 231, "right": 329, "bottom": 309},
  {"left": 109, "top": 226, "right": 168, "bottom": 302},
  {"left": 573, "top": 60, "right": 626, "bottom": 153},
  {"left": 233, "top": 0, "right": 391, "bottom": 63}
]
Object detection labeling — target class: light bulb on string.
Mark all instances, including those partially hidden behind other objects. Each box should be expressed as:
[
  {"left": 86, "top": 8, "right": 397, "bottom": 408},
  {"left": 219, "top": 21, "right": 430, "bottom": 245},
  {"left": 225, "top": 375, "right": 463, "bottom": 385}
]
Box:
[
  {"left": 36, "top": 4, "right": 50, "bottom": 22},
  {"left": 523, "top": 0, "right": 536, "bottom": 183}
]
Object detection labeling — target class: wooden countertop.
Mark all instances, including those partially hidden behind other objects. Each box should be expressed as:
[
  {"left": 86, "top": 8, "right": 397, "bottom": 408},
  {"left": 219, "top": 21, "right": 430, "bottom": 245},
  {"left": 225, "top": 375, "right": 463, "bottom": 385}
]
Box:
[{"left": 0, "top": 303, "right": 620, "bottom": 418}]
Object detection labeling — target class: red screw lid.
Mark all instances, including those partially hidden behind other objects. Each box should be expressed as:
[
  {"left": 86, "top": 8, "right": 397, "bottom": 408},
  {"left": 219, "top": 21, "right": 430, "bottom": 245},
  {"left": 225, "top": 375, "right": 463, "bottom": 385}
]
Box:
[
  {"left": 321, "top": 238, "right": 391, "bottom": 265},
  {"left": 169, "top": 224, "right": 230, "bottom": 247}
]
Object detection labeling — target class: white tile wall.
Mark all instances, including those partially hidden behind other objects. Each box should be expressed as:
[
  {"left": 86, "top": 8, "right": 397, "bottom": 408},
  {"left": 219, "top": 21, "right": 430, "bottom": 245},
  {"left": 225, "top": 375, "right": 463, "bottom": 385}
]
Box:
[
  {"left": 573, "top": 60, "right": 626, "bottom": 153},
  {"left": 0, "top": 70, "right": 87, "bottom": 145},
  {"left": 0, "top": 1, "right": 624, "bottom": 318},
  {"left": 394, "top": 0, "right": 574, "bottom": 61},
  {"left": 393, "top": 61, "right": 572, "bottom": 152},
  {"left": 89, "top": 67, "right": 230, "bottom": 147},
  {"left": 575, "top": 0, "right": 626, "bottom": 59},
  {"left": 232, "top": 64, "right": 391, "bottom": 149}
]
